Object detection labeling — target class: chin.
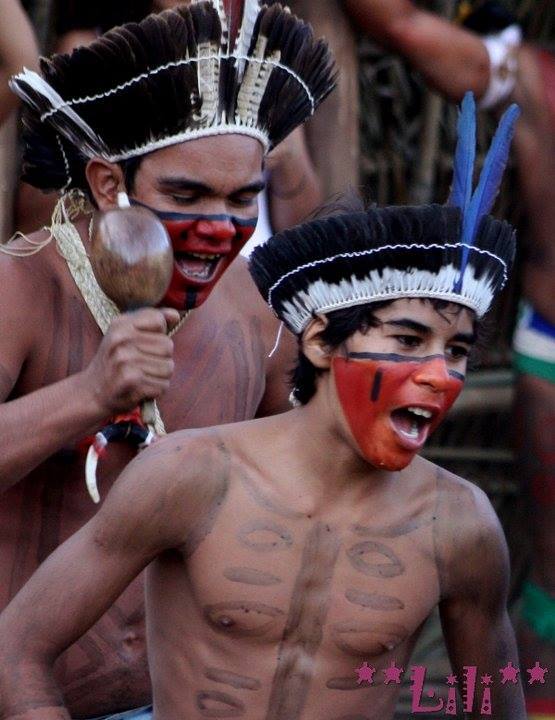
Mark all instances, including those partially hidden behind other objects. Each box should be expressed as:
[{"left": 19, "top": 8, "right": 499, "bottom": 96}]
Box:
[{"left": 362, "top": 449, "right": 417, "bottom": 472}]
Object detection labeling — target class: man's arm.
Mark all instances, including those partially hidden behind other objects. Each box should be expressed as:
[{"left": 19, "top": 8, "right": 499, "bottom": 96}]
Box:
[
  {"left": 344, "top": 0, "right": 489, "bottom": 102},
  {"left": 0, "top": 0, "right": 39, "bottom": 125},
  {"left": 266, "top": 127, "right": 322, "bottom": 232},
  {"left": 0, "top": 433, "right": 227, "bottom": 719},
  {"left": 0, "top": 253, "right": 178, "bottom": 492},
  {"left": 436, "top": 476, "right": 526, "bottom": 718}
]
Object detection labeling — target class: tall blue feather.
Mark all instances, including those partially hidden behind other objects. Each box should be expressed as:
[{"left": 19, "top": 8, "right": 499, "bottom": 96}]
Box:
[
  {"left": 448, "top": 91, "right": 476, "bottom": 213},
  {"left": 460, "top": 102, "right": 520, "bottom": 264}
]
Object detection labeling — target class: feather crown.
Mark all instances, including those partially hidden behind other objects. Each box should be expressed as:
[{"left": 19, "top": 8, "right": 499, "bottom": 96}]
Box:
[
  {"left": 10, "top": 1, "right": 336, "bottom": 192},
  {"left": 250, "top": 93, "right": 519, "bottom": 333}
]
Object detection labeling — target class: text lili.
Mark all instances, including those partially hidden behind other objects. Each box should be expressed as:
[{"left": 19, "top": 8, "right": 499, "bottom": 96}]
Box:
[{"left": 355, "top": 660, "right": 548, "bottom": 715}]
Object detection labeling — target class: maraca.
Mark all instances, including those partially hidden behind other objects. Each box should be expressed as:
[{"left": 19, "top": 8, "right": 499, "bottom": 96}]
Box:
[{"left": 85, "top": 194, "right": 174, "bottom": 503}]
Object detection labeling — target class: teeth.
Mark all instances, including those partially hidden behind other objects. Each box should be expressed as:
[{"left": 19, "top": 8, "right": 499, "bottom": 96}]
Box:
[
  {"left": 407, "top": 406, "right": 432, "bottom": 419},
  {"left": 188, "top": 252, "right": 221, "bottom": 260}
]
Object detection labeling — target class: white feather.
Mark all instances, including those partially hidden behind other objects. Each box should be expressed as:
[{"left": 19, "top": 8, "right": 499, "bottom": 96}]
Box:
[
  {"left": 233, "top": 0, "right": 261, "bottom": 78},
  {"left": 10, "top": 68, "right": 107, "bottom": 157}
]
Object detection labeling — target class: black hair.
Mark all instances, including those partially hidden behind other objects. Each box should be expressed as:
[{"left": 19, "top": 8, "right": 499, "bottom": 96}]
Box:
[{"left": 291, "top": 298, "right": 478, "bottom": 405}]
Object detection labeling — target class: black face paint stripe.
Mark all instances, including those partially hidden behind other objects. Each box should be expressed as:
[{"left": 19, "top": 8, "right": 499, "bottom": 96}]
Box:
[
  {"left": 129, "top": 199, "right": 257, "bottom": 226},
  {"left": 348, "top": 352, "right": 465, "bottom": 382},
  {"left": 370, "top": 369, "right": 383, "bottom": 402},
  {"left": 186, "top": 289, "right": 198, "bottom": 310}
]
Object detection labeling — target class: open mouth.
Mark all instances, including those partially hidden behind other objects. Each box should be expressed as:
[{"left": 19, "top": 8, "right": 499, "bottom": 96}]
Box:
[
  {"left": 390, "top": 406, "right": 435, "bottom": 448},
  {"left": 174, "top": 252, "right": 223, "bottom": 283}
]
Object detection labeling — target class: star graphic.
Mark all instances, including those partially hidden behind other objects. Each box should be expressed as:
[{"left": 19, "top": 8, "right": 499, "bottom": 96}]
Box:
[
  {"left": 481, "top": 674, "right": 493, "bottom": 686},
  {"left": 446, "top": 673, "right": 458, "bottom": 686},
  {"left": 526, "top": 662, "right": 548, "bottom": 685},
  {"left": 355, "top": 662, "right": 376, "bottom": 685},
  {"left": 499, "top": 661, "right": 520, "bottom": 684},
  {"left": 383, "top": 660, "right": 404, "bottom": 685}
]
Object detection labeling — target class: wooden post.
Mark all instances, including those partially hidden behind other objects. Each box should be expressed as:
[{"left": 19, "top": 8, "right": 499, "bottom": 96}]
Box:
[{"left": 289, "top": 0, "right": 360, "bottom": 199}]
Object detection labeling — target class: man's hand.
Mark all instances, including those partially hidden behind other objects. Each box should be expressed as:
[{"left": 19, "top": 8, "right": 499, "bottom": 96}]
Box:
[{"left": 83, "top": 308, "right": 179, "bottom": 416}]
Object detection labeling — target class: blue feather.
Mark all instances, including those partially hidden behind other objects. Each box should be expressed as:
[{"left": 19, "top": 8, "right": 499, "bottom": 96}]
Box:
[
  {"left": 461, "top": 102, "right": 521, "bottom": 253},
  {"left": 462, "top": 104, "right": 520, "bottom": 245},
  {"left": 448, "top": 91, "right": 476, "bottom": 213}
]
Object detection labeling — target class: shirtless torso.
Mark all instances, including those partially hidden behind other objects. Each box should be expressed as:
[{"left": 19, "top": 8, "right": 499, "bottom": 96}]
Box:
[
  {"left": 0, "top": 228, "right": 291, "bottom": 717},
  {"left": 0, "top": 411, "right": 525, "bottom": 720}
]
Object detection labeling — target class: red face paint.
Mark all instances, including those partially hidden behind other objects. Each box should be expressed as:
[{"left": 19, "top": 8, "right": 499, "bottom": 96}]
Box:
[
  {"left": 332, "top": 353, "right": 464, "bottom": 470},
  {"left": 131, "top": 201, "right": 257, "bottom": 310}
]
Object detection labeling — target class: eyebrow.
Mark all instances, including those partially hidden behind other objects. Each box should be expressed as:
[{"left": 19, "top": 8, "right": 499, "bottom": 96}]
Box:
[
  {"left": 451, "top": 331, "right": 477, "bottom": 345},
  {"left": 157, "top": 176, "right": 266, "bottom": 196},
  {"left": 384, "top": 319, "right": 431, "bottom": 334},
  {"left": 384, "top": 319, "right": 476, "bottom": 345}
]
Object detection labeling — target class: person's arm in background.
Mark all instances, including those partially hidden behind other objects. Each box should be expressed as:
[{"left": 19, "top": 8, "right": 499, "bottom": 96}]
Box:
[
  {"left": 266, "top": 126, "right": 322, "bottom": 232},
  {"left": 343, "top": 0, "right": 489, "bottom": 102},
  {"left": 0, "top": 0, "right": 39, "bottom": 125}
]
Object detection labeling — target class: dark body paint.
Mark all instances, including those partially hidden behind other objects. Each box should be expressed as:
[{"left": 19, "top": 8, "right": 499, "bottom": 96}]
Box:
[{"left": 265, "top": 522, "right": 342, "bottom": 720}]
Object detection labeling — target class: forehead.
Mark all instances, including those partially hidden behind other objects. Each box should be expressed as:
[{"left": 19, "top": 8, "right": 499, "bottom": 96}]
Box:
[
  {"left": 371, "top": 298, "right": 475, "bottom": 335},
  {"left": 138, "top": 134, "right": 265, "bottom": 190}
]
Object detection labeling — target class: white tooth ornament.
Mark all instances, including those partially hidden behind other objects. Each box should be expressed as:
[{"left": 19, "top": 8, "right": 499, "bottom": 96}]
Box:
[{"left": 85, "top": 432, "right": 107, "bottom": 504}]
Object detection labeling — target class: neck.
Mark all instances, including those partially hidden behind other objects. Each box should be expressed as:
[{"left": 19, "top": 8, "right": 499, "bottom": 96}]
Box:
[{"left": 277, "top": 381, "right": 394, "bottom": 509}]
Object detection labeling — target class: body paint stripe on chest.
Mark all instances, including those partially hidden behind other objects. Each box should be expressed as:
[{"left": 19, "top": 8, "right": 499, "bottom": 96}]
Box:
[{"left": 265, "top": 522, "right": 341, "bottom": 720}]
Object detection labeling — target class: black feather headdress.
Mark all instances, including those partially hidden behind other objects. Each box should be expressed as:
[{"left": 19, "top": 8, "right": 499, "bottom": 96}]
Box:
[
  {"left": 10, "top": 0, "right": 336, "bottom": 192},
  {"left": 250, "top": 93, "right": 518, "bottom": 333}
]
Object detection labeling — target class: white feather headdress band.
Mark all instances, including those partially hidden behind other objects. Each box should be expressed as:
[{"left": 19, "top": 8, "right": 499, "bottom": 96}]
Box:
[{"left": 267, "top": 242, "right": 509, "bottom": 334}]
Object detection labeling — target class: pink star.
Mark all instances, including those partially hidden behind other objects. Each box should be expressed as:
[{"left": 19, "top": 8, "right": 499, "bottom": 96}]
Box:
[
  {"left": 527, "top": 662, "right": 548, "bottom": 685},
  {"left": 446, "top": 673, "right": 458, "bottom": 686},
  {"left": 383, "top": 660, "right": 404, "bottom": 685},
  {"left": 481, "top": 674, "right": 493, "bottom": 686},
  {"left": 355, "top": 662, "right": 376, "bottom": 685},
  {"left": 499, "top": 661, "right": 520, "bottom": 684}
]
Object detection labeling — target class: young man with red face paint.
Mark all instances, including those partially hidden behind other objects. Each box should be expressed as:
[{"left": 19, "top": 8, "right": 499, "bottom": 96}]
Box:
[
  {"left": 0, "top": 95, "right": 527, "bottom": 720},
  {"left": 0, "top": 3, "right": 335, "bottom": 718}
]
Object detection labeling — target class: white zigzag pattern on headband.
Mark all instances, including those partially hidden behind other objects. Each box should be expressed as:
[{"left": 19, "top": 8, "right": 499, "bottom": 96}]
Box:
[{"left": 279, "top": 262, "right": 498, "bottom": 334}]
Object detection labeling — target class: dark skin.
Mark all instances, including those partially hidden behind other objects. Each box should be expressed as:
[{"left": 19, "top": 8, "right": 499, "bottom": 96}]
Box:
[
  {"left": 0, "top": 134, "right": 295, "bottom": 717},
  {"left": 0, "top": 300, "right": 526, "bottom": 719}
]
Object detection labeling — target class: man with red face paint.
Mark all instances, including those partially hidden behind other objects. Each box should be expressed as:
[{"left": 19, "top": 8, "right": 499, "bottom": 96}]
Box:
[
  {"left": 0, "top": 3, "right": 335, "bottom": 718},
  {"left": 0, "top": 96, "right": 527, "bottom": 719}
]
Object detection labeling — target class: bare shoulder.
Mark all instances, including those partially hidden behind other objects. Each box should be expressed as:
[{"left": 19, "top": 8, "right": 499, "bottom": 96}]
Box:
[
  {"left": 99, "top": 429, "right": 234, "bottom": 552},
  {"left": 430, "top": 461, "right": 509, "bottom": 600},
  {"left": 0, "top": 230, "right": 59, "bottom": 301},
  {"left": 0, "top": 231, "right": 59, "bottom": 385}
]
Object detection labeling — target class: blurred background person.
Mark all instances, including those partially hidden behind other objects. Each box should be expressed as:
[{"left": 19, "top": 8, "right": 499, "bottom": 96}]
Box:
[{"left": 0, "top": 0, "right": 38, "bottom": 241}]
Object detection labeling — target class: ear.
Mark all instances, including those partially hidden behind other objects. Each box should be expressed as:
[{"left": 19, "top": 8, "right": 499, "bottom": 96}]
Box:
[
  {"left": 301, "top": 315, "right": 331, "bottom": 369},
  {"left": 85, "top": 158, "right": 127, "bottom": 212}
]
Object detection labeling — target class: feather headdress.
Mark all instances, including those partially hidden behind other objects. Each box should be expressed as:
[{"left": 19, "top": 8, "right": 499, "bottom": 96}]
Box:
[
  {"left": 250, "top": 93, "right": 519, "bottom": 333},
  {"left": 11, "top": 1, "right": 336, "bottom": 192}
]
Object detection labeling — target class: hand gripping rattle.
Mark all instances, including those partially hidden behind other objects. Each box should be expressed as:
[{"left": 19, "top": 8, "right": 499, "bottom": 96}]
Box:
[{"left": 85, "top": 194, "right": 174, "bottom": 503}]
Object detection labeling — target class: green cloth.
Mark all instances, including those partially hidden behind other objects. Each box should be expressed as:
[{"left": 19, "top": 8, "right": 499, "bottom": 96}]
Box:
[
  {"left": 514, "top": 351, "right": 555, "bottom": 384},
  {"left": 522, "top": 580, "right": 555, "bottom": 645}
]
